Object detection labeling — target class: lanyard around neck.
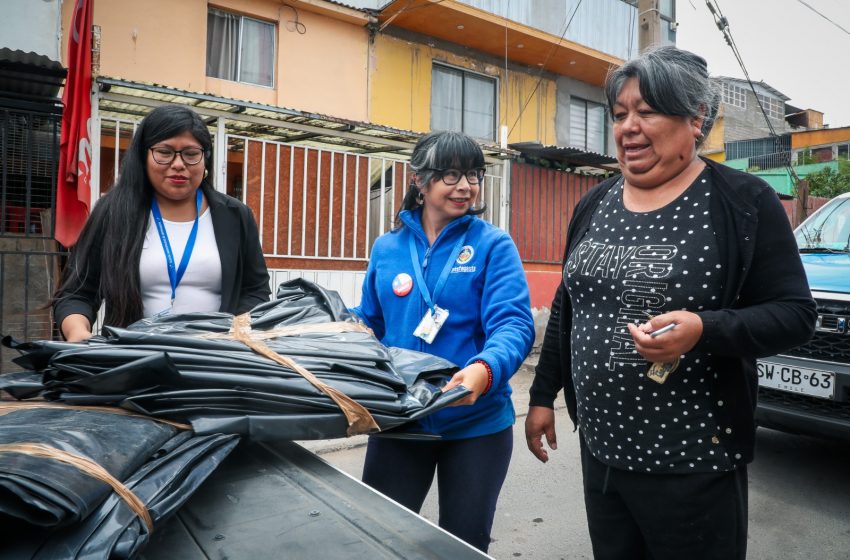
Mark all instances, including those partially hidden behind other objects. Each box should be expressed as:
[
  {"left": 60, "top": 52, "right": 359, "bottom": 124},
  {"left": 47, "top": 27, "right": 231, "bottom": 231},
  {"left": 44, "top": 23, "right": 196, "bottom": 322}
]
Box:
[
  {"left": 408, "top": 225, "right": 469, "bottom": 315},
  {"left": 150, "top": 189, "right": 202, "bottom": 304}
]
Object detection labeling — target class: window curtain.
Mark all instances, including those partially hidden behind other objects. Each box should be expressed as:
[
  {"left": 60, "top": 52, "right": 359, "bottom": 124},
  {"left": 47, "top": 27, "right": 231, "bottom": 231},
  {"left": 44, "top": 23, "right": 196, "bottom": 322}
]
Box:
[
  {"left": 569, "top": 98, "right": 587, "bottom": 149},
  {"left": 240, "top": 18, "right": 275, "bottom": 87},
  {"left": 586, "top": 102, "right": 605, "bottom": 153},
  {"left": 207, "top": 8, "right": 239, "bottom": 81},
  {"left": 570, "top": 98, "right": 606, "bottom": 153},
  {"left": 431, "top": 66, "right": 463, "bottom": 133},
  {"left": 463, "top": 74, "right": 495, "bottom": 141}
]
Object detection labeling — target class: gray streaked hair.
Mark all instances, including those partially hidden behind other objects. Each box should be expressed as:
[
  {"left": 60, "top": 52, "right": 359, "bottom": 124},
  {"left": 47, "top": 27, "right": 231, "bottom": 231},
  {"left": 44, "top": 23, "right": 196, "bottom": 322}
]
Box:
[
  {"left": 605, "top": 45, "right": 720, "bottom": 147},
  {"left": 394, "top": 130, "right": 487, "bottom": 227}
]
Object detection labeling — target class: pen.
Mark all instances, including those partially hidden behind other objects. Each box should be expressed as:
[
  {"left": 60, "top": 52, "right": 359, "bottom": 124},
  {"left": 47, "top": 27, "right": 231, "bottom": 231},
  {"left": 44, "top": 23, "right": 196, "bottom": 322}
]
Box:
[{"left": 649, "top": 323, "right": 676, "bottom": 338}]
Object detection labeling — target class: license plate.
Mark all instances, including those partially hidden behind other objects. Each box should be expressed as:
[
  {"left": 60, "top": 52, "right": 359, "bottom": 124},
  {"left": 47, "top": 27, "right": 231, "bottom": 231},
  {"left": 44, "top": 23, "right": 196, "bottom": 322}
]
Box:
[{"left": 757, "top": 360, "right": 835, "bottom": 399}]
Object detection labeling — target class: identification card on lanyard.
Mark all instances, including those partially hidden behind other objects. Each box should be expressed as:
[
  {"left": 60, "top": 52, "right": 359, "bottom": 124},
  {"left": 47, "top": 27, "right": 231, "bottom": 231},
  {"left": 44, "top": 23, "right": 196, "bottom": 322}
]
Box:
[
  {"left": 408, "top": 225, "right": 468, "bottom": 344},
  {"left": 413, "top": 306, "right": 449, "bottom": 344},
  {"left": 151, "top": 189, "right": 203, "bottom": 313}
]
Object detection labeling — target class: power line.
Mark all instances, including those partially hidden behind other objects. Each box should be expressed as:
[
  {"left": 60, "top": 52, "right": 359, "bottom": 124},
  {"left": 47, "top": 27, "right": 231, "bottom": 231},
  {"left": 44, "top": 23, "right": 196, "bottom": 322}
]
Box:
[
  {"left": 703, "top": 0, "right": 802, "bottom": 185},
  {"left": 794, "top": 0, "right": 850, "bottom": 36},
  {"left": 507, "top": 0, "right": 584, "bottom": 136}
]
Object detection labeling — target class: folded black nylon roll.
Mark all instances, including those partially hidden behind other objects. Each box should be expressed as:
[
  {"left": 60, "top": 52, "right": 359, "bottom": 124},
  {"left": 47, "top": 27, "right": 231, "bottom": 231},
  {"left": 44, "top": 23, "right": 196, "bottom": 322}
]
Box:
[
  {"left": 0, "top": 411, "right": 239, "bottom": 560},
  {"left": 0, "top": 406, "right": 178, "bottom": 529},
  {"left": 2, "top": 279, "right": 468, "bottom": 441}
]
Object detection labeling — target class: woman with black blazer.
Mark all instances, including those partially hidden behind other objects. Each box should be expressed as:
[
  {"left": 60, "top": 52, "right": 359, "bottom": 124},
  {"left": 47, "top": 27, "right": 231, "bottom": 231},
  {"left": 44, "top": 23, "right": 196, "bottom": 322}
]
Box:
[{"left": 54, "top": 104, "right": 270, "bottom": 341}]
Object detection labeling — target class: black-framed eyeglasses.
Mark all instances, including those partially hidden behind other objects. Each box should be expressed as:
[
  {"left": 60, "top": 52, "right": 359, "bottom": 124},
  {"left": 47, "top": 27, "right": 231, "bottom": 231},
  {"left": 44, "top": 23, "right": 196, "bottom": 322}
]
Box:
[
  {"left": 150, "top": 146, "right": 205, "bottom": 165},
  {"left": 427, "top": 168, "right": 486, "bottom": 186}
]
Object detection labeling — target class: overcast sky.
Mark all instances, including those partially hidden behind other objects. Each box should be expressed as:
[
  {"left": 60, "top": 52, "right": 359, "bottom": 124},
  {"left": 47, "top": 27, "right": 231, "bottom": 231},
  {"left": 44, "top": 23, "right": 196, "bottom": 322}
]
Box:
[{"left": 674, "top": 0, "right": 850, "bottom": 127}]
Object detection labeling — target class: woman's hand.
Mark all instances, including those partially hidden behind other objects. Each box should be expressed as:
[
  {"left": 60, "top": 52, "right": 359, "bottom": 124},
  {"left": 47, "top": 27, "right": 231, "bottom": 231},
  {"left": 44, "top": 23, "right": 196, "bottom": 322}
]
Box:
[
  {"left": 442, "top": 362, "right": 490, "bottom": 406},
  {"left": 525, "top": 406, "right": 557, "bottom": 463},
  {"left": 61, "top": 314, "right": 93, "bottom": 343},
  {"left": 627, "top": 310, "right": 703, "bottom": 363}
]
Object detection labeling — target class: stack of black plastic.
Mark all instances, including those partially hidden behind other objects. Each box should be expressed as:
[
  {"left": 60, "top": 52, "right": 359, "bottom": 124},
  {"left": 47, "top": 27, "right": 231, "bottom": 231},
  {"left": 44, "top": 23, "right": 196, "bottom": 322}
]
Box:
[
  {"left": 2, "top": 279, "right": 466, "bottom": 440},
  {"left": 0, "top": 279, "right": 467, "bottom": 558},
  {"left": 0, "top": 405, "right": 239, "bottom": 559}
]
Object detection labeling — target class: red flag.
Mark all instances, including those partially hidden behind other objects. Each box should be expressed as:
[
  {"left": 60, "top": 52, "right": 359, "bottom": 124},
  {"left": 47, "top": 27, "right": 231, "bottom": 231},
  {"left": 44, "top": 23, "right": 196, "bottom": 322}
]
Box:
[{"left": 56, "top": 0, "right": 94, "bottom": 247}]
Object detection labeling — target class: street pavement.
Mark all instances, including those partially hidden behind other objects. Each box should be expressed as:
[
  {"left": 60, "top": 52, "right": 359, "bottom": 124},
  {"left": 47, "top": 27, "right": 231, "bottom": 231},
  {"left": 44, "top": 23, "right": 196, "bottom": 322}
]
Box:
[{"left": 299, "top": 355, "right": 850, "bottom": 560}]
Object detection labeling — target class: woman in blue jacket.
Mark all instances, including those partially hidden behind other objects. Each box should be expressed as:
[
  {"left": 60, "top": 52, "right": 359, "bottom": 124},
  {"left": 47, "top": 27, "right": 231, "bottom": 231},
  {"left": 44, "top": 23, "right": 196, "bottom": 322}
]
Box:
[{"left": 352, "top": 130, "right": 535, "bottom": 552}]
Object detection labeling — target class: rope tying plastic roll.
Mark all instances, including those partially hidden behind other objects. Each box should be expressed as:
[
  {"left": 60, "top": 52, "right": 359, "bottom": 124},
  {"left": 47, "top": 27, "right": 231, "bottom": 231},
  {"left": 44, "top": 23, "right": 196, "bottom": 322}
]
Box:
[
  {"left": 0, "top": 443, "right": 154, "bottom": 533},
  {"left": 228, "top": 314, "right": 380, "bottom": 436}
]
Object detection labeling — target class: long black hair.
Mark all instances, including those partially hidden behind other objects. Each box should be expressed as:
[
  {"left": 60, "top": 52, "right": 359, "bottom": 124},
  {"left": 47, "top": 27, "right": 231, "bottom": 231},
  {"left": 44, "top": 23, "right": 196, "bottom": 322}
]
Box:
[
  {"left": 395, "top": 130, "right": 487, "bottom": 228},
  {"left": 56, "top": 104, "right": 214, "bottom": 328}
]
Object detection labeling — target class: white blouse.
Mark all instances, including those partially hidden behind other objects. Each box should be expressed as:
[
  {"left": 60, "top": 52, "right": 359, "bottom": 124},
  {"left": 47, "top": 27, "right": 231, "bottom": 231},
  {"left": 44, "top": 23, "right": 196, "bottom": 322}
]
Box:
[{"left": 139, "top": 209, "right": 222, "bottom": 318}]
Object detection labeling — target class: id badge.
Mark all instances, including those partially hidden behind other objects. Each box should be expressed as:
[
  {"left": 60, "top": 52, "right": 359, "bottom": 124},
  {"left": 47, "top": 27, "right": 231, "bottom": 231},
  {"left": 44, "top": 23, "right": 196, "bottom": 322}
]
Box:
[{"left": 413, "top": 306, "right": 449, "bottom": 344}]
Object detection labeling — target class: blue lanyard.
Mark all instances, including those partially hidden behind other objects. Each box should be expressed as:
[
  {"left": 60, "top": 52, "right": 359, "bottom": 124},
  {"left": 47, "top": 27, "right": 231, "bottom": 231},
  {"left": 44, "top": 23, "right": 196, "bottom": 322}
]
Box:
[
  {"left": 151, "top": 189, "right": 202, "bottom": 304},
  {"left": 408, "top": 225, "right": 469, "bottom": 315}
]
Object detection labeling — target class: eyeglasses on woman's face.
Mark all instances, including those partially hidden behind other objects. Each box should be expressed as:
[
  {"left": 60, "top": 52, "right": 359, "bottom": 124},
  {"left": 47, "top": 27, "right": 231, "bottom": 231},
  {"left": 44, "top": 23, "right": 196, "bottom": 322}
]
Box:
[
  {"left": 427, "top": 168, "right": 486, "bottom": 186},
  {"left": 149, "top": 146, "right": 205, "bottom": 166}
]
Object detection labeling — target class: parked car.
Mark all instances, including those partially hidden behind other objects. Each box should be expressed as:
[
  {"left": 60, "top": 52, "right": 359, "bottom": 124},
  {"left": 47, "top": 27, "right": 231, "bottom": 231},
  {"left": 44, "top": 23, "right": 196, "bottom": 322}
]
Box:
[{"left": 756, "top": 191, "right": 850, "bottom": 440}]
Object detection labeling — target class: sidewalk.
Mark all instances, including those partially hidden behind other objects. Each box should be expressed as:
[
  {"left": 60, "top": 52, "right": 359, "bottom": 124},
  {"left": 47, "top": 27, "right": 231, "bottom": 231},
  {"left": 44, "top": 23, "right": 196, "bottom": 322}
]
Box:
[{"left": 296, "top": 353, "right": 590, "bottom": 560}]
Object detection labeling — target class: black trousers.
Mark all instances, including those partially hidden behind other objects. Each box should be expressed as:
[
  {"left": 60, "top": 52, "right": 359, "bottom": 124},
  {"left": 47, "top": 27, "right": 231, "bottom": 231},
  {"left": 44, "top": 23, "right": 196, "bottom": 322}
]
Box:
[
  {"left": 580, "top": 436, "right": 748, "bottom": 560},
  {"left": 362, "top": 427, "right": 513, "bottom": 553}
]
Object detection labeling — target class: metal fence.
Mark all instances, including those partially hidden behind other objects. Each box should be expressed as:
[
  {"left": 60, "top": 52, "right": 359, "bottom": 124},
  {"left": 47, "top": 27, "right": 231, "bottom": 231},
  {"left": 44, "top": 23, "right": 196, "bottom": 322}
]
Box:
[
  {"left": 0, "top": 250, "right": 65, "bottom": 373},
  {"left": 233, "top": 135, "right": 506, "bottom": 262},
  {"left": 1, "top": 106, "right": 63, "bottom": 373},
  {"left": 0, "top": 108, "right": 59, "bottom": 238},
  {"left": 510, "top": 162, "right": 600, "bottom": 264}
]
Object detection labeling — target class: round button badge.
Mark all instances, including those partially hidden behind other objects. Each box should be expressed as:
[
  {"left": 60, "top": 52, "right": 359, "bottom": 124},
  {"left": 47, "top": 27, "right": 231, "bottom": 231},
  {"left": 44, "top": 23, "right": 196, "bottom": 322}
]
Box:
[{"left": 392, "top": 273, "right": 413, "bottom": 297}]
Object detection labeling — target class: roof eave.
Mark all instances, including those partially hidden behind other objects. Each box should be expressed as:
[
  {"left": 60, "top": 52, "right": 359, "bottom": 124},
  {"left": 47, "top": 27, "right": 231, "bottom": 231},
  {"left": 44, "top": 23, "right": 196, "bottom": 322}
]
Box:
[{"left": 376, "top": 0, "right": 621, "bottom": 87}]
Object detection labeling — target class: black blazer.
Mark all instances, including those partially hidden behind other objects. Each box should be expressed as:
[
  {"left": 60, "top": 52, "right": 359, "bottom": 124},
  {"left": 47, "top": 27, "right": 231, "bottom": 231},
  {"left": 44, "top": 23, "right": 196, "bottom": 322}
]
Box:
[{"left": 54, "top": 188, "right": 271, "bottom": 331}]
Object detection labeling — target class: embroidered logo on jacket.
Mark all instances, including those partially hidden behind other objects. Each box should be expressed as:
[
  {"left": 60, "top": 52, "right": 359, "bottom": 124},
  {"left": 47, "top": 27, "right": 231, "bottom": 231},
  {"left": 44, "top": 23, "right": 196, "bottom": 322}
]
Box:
[{"left": 456, "top": 245, "right": 474, "bottom": 264}]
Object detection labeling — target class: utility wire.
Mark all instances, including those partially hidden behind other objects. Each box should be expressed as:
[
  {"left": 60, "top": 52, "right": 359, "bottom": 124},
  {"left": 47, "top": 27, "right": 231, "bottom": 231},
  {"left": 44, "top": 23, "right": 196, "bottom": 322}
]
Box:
[
  {"left": 703, "top": 0, "right": 802, "bottom": 185},
  {"left": 794, "top": 0, "right": 850, "bottom": 36},
  {"left": 507, "top": 0, "right": 583, "bottom": 136}
]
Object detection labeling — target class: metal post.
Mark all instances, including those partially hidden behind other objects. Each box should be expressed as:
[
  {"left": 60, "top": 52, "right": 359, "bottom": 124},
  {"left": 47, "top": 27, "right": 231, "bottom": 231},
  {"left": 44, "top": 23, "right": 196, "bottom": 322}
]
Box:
[
  {"left": 215, "top": 118, "right": 227, "bottom": 193},
  {"left": 499, "top": 158, "right": 510, "bottom": 231},
  {"left": 89, "top": 85, "right": 101, "bottom": 208}
]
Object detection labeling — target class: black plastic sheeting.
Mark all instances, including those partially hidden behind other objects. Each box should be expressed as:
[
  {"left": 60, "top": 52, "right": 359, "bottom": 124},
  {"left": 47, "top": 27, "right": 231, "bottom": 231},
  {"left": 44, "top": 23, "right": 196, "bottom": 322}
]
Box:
[
  {"left": 0, "top": 406, "right": 239, "bottom": 559},
  {"left": 2, "top": 279, "right": 468, "bottom": 440}
]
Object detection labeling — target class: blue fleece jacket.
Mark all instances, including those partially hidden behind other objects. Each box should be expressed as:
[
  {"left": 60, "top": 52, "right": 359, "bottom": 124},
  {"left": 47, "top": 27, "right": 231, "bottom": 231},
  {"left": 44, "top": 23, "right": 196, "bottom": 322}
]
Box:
[{"left": 352, "top": 209, "right": 535, "bottom": 440}]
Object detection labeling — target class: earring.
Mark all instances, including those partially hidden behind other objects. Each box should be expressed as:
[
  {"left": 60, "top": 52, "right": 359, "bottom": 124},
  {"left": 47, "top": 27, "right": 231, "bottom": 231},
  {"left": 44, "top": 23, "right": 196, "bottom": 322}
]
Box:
[{"left": 415, "top": 190, "right": 424, "bottom": 204}]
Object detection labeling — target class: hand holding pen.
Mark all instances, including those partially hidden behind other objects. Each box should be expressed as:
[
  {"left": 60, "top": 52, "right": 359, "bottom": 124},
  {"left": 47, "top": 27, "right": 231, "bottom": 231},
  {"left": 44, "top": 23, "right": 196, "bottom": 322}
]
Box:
[{"left": 627, "top": 310, "right": 705, "bottom": 364}]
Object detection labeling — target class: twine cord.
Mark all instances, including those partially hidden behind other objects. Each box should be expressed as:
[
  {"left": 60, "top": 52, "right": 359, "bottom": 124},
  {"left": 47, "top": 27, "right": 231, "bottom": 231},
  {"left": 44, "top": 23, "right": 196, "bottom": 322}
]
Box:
[
  {"left": 0, "top": 442, "right": 153, "bottom": 533},
  {"left": 228, "top": 314, "right": 379, "bottom": 436}
]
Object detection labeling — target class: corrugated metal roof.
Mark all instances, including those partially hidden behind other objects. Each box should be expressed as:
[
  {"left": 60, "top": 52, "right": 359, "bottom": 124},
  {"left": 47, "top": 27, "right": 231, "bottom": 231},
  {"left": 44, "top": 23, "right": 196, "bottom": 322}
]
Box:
[
  {"left": 97, "top": 77, "right": 515, "bottom": 161},
  {"left": 0, "top": 48, "right": 66, "bottom": 105},
  {"left": 509, "top": 141, "right": 618, "bottom": 172},
  {"left": 0, "top": 48, "right": 64, "bottom": 71}
]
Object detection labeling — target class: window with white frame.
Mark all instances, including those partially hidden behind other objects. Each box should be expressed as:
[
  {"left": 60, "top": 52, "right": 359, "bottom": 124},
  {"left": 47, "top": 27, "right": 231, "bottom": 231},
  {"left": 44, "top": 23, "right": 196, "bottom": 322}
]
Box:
[
  {"left": 722, "top": 82, "right": 747, "bottom": 109},
  {"left": 569, "top": 97, "right": 606, "bottom": 154},
  {"left": 206, "top": 8, "right": 275, "bottom": 87},
  {"left": 430, "top": 64, "right": 497, "bottom": 141},
  {"left": 755, "top": 92, "right": 784, "bottom": 120}
]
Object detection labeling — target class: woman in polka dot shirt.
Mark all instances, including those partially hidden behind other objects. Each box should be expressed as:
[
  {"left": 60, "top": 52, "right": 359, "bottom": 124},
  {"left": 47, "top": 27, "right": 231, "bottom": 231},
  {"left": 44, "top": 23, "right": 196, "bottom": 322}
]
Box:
[{"left": 525, "top": 46, "right": 815, "bottom": 560}]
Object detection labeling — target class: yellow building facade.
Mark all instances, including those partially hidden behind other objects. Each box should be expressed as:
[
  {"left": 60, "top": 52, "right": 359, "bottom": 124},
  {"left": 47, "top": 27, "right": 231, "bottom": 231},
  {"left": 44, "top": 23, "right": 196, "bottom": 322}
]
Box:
[
  {"left": 63, "top": 0, "right": 372, "bottom": 121},
  {"left": 369, "top": 33, "right": 558, "bottom": 145}
]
